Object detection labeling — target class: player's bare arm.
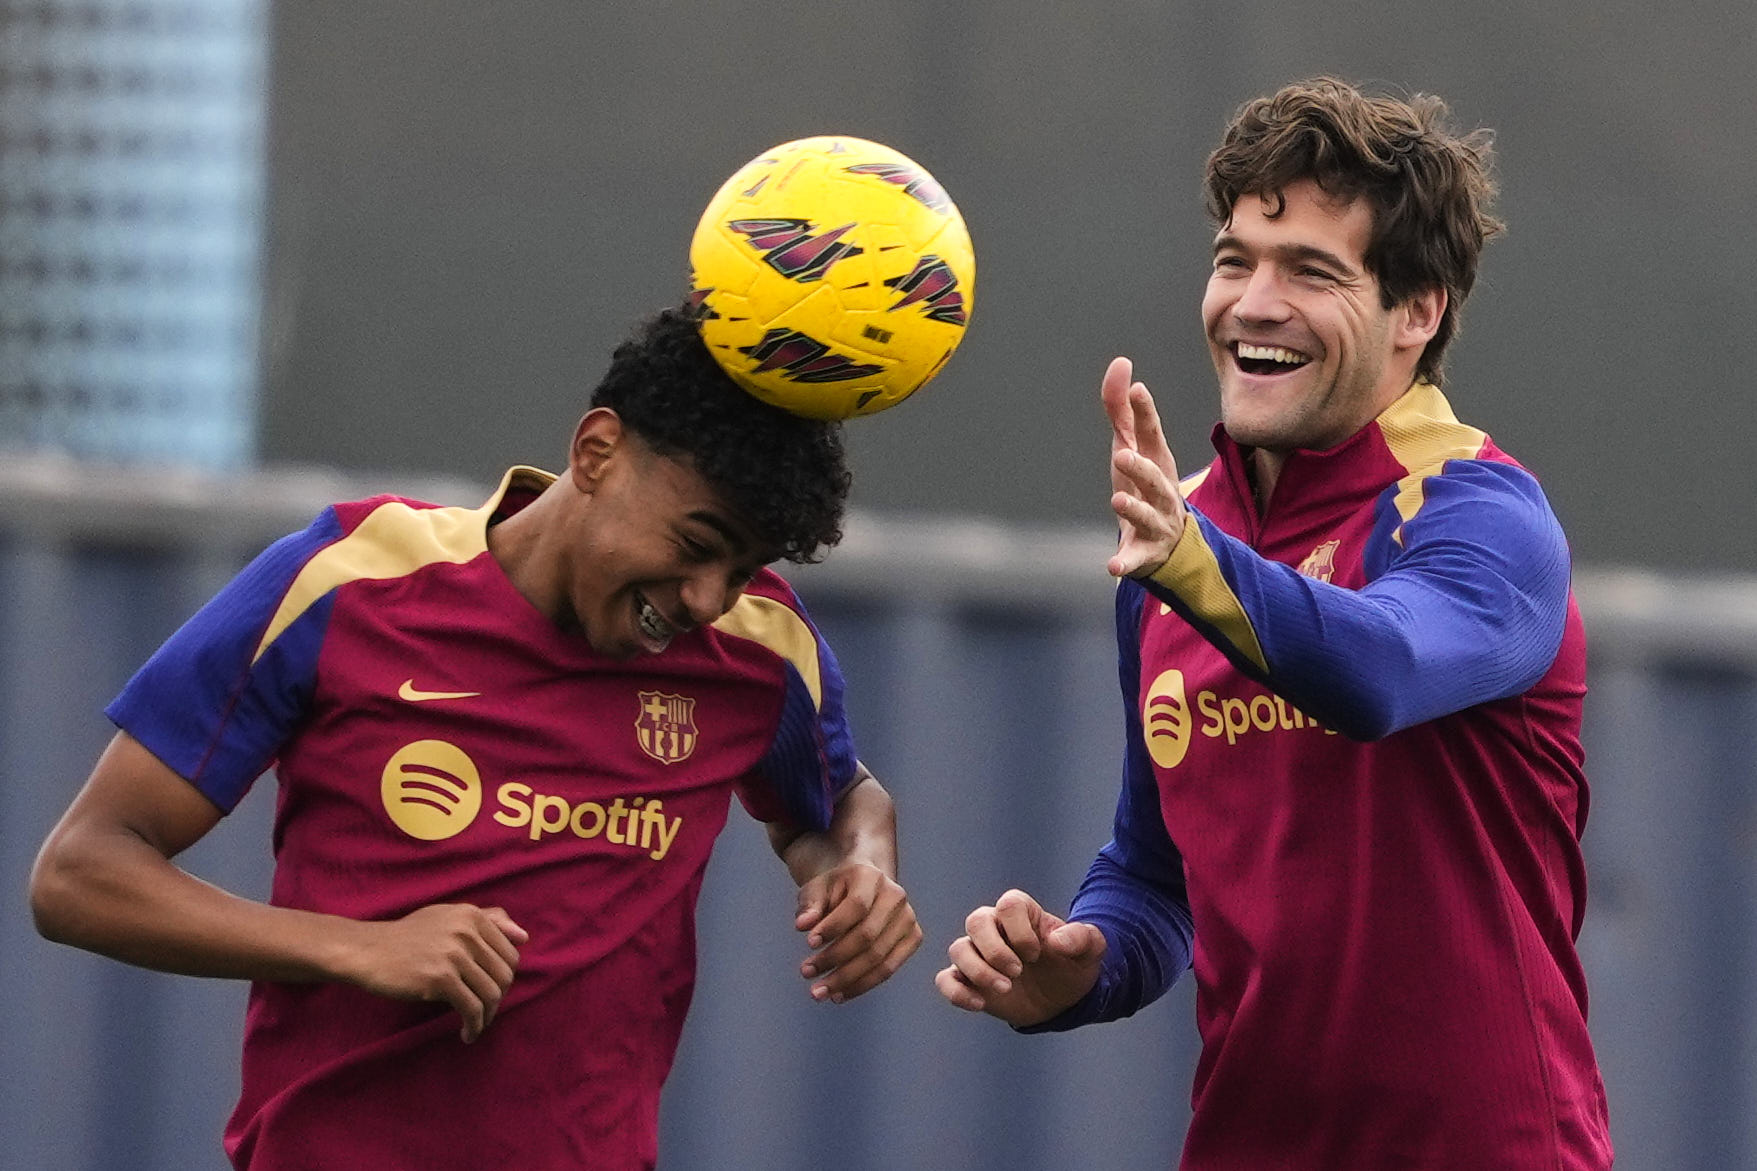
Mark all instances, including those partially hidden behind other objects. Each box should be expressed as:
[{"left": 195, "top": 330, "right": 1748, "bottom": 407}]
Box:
[
  {"left": 1102, "top": 356, "right": 1187, "bottom": 580},
  {"left": 31, "top": 731, "right": 528, "bottom": 1043},
  {"left": 766, "top": 764, "right": 922, "bottom": 1003},
  {"left": 935, "top": 888, "right": 1107, "bottom": 1028}
]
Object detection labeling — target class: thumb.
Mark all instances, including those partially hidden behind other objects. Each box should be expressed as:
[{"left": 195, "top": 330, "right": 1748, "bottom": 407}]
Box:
[
  {"left": 1045, "top": 921, "right": 1106, "bottom": 962},
  {"left": 795, "top": 877, "right": 830, "bottom": 929}
]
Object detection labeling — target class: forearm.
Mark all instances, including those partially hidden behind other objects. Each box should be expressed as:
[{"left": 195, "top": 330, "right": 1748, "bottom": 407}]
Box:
[
  {"left": 36, "top": 734, "right": 525, "bottom": 1040},
  {"left": 1144, "top": 463, "right": 1571, "bottom": 738},
  {"left": 31, "top": 822, "right": 361, "bottom": 984},
  {"left": 771, "top": 769, "right": 898, "bottom": 886}
]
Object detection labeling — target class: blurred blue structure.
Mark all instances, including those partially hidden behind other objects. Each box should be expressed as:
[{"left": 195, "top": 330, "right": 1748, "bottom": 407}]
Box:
[
  {"left": 2, "top": 459, "right": 1753, "bottom": 1169},
  {"left": 0, "top": 0, "right": 265, "bottom": 469}
]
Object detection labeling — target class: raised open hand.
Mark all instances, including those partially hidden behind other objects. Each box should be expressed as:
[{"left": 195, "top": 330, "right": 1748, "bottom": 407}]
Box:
[{"left": 1101, "top": 356, "right": 1187, "bottom": 579}]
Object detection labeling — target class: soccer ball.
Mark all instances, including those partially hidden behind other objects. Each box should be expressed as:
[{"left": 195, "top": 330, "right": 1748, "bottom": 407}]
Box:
[{"left": 689, "top": 135, "right": 975, "bottom": 420}]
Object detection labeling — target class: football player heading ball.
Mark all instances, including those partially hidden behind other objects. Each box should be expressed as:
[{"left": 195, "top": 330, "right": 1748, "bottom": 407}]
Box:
[{"left": 32, "top": 302, "right": 923, "bottom": 1171}]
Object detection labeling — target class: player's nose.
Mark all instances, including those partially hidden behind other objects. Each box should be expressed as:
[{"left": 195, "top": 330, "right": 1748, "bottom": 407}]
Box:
[
  {"left": 679, "top": 572, "right": 736, "bottom": 626},
  {"left": 1232, "top": 266, "right": 1293, "bottom": 324}
]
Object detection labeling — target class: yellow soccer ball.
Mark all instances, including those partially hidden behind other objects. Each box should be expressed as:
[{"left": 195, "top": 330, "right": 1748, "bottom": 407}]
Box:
[{"left": 689, "top": 135, "right": 975, "bottom": 420}]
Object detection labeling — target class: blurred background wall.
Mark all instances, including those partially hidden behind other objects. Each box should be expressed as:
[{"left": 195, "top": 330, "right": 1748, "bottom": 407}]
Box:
[
  {"left": 249, "top": 0, "right": 1755, "bottom": 575},
  {"left": 3, "top": 1, "right": 1755, "bottom": 1168}
]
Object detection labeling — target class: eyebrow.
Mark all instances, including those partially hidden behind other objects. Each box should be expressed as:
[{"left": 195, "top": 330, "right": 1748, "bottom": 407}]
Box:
[
  {"left": 685, "top": 510, "right": 755, "bottom": 557},
  {"left": 1212, "top": 233, "right": 1358, "bottom": 275}
]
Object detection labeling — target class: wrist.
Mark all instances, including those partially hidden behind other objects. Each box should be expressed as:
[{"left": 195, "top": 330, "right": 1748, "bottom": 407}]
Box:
[{"left": 303, "top": 911, "right": 376, "bottom": 987}]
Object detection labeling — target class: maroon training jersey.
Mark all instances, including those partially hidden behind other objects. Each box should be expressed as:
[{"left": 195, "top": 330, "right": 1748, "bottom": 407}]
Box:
[
  {"left": 1063, "top": 383, "right": 1611, "bottom": 1168},
  {"left": 107, "top": 467, "right": 858, "bottom": 1170}
]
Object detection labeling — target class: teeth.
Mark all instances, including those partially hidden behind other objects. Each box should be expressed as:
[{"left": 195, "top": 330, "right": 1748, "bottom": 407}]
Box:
[
  {"left": 637, "top": 598, "right": 673, "bottom": 642},
  {"left": 1236, "top": 342, "right": 1310, "bottom": 366}
]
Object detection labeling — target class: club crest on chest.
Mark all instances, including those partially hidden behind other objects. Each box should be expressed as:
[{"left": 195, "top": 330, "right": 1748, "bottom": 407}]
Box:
[
  {"left": 1296, "top": 540, "right": 1341, "bottom": 583},
  {"left": 636, "top": 691, "right": 699, "bottom": 765}
]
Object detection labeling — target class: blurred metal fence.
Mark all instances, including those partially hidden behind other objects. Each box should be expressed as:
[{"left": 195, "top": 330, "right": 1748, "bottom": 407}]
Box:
[{"left": 2, "top": 456, "right": 1753, "bottom": 1169}]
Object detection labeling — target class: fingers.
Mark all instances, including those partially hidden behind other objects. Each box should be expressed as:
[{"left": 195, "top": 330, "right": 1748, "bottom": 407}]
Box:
[
  {"left": 1107, "top": 545, "right": 1162, "bottom": 580},
  {"left": 937, "top": 896, "right": 1106, "bottom": 1027},
  {"left": 794, "top": 891, "right": 828, "bottom": 936},
  {"left": 484, "top": 905, "right": 530, "bottom": 948},
  {"left": 797, "top": 868, "right": 922, "bottom": 1003},
  {"left": 1127, "top": 381, "right": 1178, "bottom": 479},
  {"left": 1106, "top": 392, "right": 1187, "bottom": 580},
  {"left": 456, "top": 907, "right": 524, "bottom": 1041},
  {"left": 1111, "top": 449, "right": 1180, "bottom": 518},
  {"left": 1107, "top": 464, "right": 1186, "bottom": 576},
  {"left": 807, "top": 904, "right": 923, "bottom": 1002},
  {"left": 449, "top": 955, "right": 506, "bottom": 1044},
  {"left": 940, "top": 931, "right": 1015, "bottom": 1006},
  {"left": 942, "top": 888, "right": 1049, "bottom": 1001},
  {"left": 795, "top": 870, "right": 861, "bottom": 952},
  {"left": 410, "top": 941, "right": 499, "bottom": 1044},
  {"left": 1103, "top": 359, "right": 1174, "bottom": 468},
  {"left": 433, "top": 909, "right": 524, "bottom": 1043},
  {"left": 799, "top": 867, "right": 890, "bottom": 949},
  {"left": 354, "top": 904, "right": 527, "bottom": 1044},
  {"left": 935, "top": 961, "right": 990, "bottom": 1012},
  {"left": 1101, "top": 360, "right": 1184, "bottom": 583},
  {"left": 990, "top": 888, "right": 1050, "bottom": 965},
  {"left": 1112, "top": 385, "right": 1180, "bottom": 501},
  {"left": 1101, "top": 356, "right": 1138, "bottom": 451}
]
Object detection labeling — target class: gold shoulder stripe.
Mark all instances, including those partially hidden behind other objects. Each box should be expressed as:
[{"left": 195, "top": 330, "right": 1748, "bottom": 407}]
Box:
[
  {"left": 712, "top": 594, "right": 823, "bottom": 710},
  {"left": 1179, "top": 465, "right": 1212, "bottom": 497},
  {"left": 251, "top": 498, "right": 493, "bottom": 664},
  {"left": 1377, "top": 382, "right": 1488, "bottom": 547},
  {"left": 1147, "top": 519, "right": 1268, "bottom": 674}
]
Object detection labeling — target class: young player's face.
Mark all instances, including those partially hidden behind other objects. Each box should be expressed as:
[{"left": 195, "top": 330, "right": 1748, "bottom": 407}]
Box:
[
  {"left": 1202, "top": 178, "right": 1439, "bottom": 453},
  {"left": 562, "top": 420, "right": 770, "bottom": 660}
]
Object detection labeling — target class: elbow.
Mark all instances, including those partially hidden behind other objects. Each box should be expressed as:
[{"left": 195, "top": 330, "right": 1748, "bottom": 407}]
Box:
[
  {"left": 28, "top": 851, "right": 75, "bottom": 945},
  {"left": 1298, "top": 686, "right": 1403, "bottom": 741},
  {"left": 1303, "top": 636, "right": 1424, "bottom": 742},
  {"left": 27, "top": 839, "right": 98, "bottom": 948},
  {"left": 1329, "top": 704, "right": 1402, "bottom": 743}
]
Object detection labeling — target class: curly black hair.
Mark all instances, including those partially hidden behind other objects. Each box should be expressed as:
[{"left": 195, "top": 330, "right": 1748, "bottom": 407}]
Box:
[{"left": 588, "top": 303, "right": 850, "bottom": 564}]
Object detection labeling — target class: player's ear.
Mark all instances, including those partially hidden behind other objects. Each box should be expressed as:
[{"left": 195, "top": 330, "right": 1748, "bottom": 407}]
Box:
[
  {"left": 569, "top": 408, "right": 624, "bottom": 494},
  {"left": 1396, "top": 286, "right": 1446, "bottom": 351}
]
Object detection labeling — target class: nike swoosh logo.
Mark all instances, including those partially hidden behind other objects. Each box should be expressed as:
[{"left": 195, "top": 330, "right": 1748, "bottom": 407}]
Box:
[{"left": 398, "top": 680, "right": 483, "bottom": 702}]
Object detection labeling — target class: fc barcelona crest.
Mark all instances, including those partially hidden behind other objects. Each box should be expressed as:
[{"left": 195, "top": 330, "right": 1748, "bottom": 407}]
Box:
[
  {"left": 636, "top": 691, "right": 698, "bottom": 765},
  {"left": 1296, "top": 539, "right": 1340, "bottom": 583}
]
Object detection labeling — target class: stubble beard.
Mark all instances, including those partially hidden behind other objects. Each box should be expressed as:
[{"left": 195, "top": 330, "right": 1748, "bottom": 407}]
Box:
[{"left": 1217, "top": 370, "right": 1336, "bottom": 454}]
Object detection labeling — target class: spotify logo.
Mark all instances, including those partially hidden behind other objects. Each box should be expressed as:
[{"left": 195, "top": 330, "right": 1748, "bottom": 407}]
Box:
[
  {"left": 381, "top": 740, "right": 483, "bottom": 840},
  {"left": 1143, "top": 669, "right": 1192, "bottom": 769}
]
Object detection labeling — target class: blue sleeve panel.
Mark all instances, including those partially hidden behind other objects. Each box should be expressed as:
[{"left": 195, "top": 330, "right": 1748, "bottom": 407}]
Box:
[
  {"left": 105, "top": 509, "right": 342, "bottom": 812},
  {"left": 1022, "top": 579, "right": 1195, "bottom": 1033},
  {"left": 1144, "top": 459, "right": 1571, "bottom": 741},
  {"left": 755, "top": 636, "right": 857, "bottom": 833},
  {"left": 723, "top": 579, "right": 860, "bottom": 834}
]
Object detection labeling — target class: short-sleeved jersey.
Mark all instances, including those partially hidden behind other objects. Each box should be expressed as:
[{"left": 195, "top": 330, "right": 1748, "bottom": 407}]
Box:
[
  {"left": 1062, "top": 383, "right": 1612, "bottom": 1169},
  {"left": 107, "top": 467, "right": 858, "bottom": 1171}
]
